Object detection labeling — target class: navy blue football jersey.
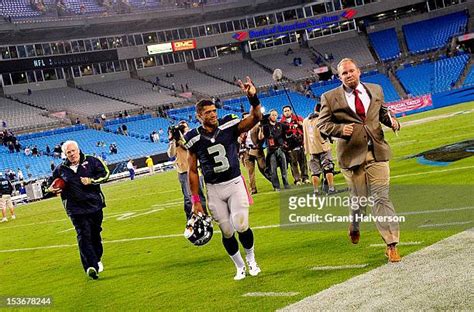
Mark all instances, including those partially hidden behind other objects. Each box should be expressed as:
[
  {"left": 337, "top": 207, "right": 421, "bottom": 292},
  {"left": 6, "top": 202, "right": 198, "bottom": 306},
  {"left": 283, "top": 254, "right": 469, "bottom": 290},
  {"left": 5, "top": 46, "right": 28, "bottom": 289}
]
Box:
[{"left": 184, "top": 114, "right": 241, "bottom": 184}]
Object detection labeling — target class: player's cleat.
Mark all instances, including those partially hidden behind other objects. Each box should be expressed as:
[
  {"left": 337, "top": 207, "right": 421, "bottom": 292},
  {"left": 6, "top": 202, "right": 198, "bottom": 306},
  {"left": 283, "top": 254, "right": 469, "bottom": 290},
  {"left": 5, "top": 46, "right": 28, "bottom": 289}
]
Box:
[
  {"left": 0, "top": 217, "right": 7, "bottom": 223},
  {"left": 303, "top": 179, "right": 311, "bottom": 184},
  {"left": 295, "top": 181, "right": 302, "bottom": 186},
  {"left": 247, "top": 261, "right": 261, "bottom": 277},
  {"left": 348, "top": 224, "right": 360, "bottom": 244},
  {"left": 234, "top": 267, "right": 246, "bottom": 281},
  {"left": 274, "top": 188, "right": 281, "bottom": 192},
  {"left": 11, "top": 215, "right": 16, "bottom": 220},
  {"left": 387, "top": 246, "right": 401, "bottom": 263},
  {"left": 98, "top": 261, "right": 104, "bottom": 273},
  {"left": 86, "top": 267, "right": 99, "bottom": 280}
]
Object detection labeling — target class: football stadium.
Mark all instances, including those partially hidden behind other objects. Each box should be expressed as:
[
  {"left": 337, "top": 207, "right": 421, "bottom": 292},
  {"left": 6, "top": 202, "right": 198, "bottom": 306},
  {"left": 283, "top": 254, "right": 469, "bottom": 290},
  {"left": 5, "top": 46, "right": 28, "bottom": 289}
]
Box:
[{"left": 0, "top": 0, "right": 473, "bottom": 310}]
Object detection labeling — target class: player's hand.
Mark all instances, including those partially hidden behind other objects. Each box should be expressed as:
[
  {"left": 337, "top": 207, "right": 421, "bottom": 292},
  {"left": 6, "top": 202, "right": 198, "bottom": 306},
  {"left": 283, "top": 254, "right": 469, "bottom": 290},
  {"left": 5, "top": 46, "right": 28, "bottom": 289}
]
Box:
[
  {"left": 343, "top": 123, "right": 354, "bottom": 136},
  {"left": 238, "top": 76, "right": 257, "bottom": 97},
  {"left": 48, "top": 186, "right": 62, "bottom": 194},
  {"left": 192, "top": 202, "right": 205, "bottom": 216},
  {"left": 391, "top": 117, "right": 400, "bottom": 131},
  {"left": 80, "top": 177, "right": 92, "bottom": 185}
]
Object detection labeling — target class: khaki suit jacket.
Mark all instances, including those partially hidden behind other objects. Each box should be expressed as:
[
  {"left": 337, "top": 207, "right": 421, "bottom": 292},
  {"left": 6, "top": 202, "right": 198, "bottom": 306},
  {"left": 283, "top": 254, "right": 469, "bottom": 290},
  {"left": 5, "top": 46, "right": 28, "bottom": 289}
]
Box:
[
  {"left": 317, "top": 83, "right": 395, "bottom": 169},
  {"left": 303, "top": 116, "right": 331, "bottom": 155}
]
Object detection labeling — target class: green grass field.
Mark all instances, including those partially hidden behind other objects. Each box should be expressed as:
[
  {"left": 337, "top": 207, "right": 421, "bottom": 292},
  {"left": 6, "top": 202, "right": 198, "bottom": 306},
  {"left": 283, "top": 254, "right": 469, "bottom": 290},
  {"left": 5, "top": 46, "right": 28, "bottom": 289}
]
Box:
[{"left": 1, "top": 102, "right": 473, "bottom": 311}]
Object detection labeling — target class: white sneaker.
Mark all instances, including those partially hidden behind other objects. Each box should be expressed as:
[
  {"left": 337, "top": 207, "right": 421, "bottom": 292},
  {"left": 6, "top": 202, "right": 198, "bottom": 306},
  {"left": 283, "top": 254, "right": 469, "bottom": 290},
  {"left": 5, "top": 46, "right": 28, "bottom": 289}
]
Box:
[
  {"left": 11, "top": 215, "right": 16, "bottom": 220},
  {"left": 86, "top": 267, "right": 99, "bottom": 280},
  {"left": 234, "top": 267, "right": 246, "bottom": 281},
  {"left": 0, "top": 217, "right": 7, "bottom": 223},
  {"left": 98, "top": 261, "right": 104, "bottom": 273},
  {"left": 247, "top": 261, "right": 261, "bottom": 277}
]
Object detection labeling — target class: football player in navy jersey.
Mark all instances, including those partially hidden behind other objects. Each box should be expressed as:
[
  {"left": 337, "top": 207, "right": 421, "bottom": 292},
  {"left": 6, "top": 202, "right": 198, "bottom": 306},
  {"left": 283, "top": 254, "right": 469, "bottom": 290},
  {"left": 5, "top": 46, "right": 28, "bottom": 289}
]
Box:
[{"left": 184, "top": 77, "right": 263, "bottom": 280}]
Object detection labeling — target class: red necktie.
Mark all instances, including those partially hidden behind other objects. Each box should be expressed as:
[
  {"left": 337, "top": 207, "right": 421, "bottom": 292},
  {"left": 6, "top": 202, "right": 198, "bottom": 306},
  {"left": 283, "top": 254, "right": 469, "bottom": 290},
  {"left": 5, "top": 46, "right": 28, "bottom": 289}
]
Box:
[{"left": 353, "top": 89, "right": 366, "bottom": 121}]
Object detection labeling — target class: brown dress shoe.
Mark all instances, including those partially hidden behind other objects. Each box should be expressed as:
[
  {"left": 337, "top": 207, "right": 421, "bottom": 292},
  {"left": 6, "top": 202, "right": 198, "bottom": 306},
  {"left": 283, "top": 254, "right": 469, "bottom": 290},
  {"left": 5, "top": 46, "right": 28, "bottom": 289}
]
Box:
[
  {"left": 387, "top": 246, "right": 401, "bottom": 262},
  {"left": 348, "top": 224, "right": 360, "bottom": 244}
]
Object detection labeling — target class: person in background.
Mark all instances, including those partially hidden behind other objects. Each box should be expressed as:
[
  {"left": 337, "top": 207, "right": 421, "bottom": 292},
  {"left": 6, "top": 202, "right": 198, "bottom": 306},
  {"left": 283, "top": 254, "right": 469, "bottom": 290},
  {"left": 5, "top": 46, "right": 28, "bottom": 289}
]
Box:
[
  {"left": 145, "top": 156, "right": 154, "bottom": 174},
  {"left": 0, "top": 172, "right": 15, "bottom": 223},
  {"left": 126, "top": 159, "right": 135, "bottom": 180}
]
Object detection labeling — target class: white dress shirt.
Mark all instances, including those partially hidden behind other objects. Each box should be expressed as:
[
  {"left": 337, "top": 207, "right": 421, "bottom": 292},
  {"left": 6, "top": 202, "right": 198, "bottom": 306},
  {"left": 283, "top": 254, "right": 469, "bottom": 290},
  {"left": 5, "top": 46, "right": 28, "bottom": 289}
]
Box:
[{"left": 343, "top": 83, "right": 371, "bottom": 116}]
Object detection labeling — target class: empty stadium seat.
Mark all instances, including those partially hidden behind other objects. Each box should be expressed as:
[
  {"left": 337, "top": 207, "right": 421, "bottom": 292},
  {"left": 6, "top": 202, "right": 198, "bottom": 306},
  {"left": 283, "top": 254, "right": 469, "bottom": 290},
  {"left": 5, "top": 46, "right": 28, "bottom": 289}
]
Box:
[
  {"left": 368, "top": 28, "right": 401, "bottom": 62},
  {"left": 403, "top": 11, "right": 468, "bottom": 54},
  {"left": 396, "top": 54, "right": 469, "bottom": 96}
]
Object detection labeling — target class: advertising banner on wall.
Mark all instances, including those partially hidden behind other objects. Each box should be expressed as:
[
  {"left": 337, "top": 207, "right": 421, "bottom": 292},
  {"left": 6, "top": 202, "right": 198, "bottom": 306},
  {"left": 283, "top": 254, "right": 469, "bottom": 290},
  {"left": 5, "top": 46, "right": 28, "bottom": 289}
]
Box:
[{"left": 386, "top": 94, "right": 433, "bottom": 114}]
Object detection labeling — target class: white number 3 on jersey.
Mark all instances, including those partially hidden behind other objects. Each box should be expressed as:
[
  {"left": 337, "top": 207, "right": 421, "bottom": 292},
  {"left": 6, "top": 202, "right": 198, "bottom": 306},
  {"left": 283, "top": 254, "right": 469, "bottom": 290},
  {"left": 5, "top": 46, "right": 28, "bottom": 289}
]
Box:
[{"left": 207, "top": 144, "right": 230, "bottom": 173}]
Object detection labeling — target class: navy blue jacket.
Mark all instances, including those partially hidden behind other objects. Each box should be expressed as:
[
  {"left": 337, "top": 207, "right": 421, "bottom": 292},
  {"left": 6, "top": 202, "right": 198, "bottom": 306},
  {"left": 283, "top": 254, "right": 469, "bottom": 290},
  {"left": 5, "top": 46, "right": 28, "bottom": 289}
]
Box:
[
  {"left": 0, "top": 176, "right": 13, "bottom": 196},
  {"left": 52, "top": 153, "right": 110, "bottom": 216}
]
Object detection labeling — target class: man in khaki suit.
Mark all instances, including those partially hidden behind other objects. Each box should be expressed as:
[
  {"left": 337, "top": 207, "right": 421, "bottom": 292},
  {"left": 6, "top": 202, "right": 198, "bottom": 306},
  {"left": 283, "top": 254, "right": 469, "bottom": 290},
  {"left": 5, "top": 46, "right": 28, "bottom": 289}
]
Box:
[
  {"left": 239, "top": 113, "right": 269, "bottom": 194},
  {"left": 302, "top": 104, "right": 335, "bottom": 194},
  {"left": 317, "top": 58, "right": 401, "bottom": 262}
]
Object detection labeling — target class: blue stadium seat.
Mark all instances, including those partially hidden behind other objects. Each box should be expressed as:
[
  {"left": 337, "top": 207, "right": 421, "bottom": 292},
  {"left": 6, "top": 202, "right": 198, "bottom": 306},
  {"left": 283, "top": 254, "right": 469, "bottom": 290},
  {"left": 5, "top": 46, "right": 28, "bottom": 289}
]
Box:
[
  {"left": 403, "top": 11, "right": 468, "bottom": 54},
  {"left": 396, "top": 54, "right": 469, "bottom": 96},
  {"left": 368, "top": 28, "right": 401, "bottom": 61}
]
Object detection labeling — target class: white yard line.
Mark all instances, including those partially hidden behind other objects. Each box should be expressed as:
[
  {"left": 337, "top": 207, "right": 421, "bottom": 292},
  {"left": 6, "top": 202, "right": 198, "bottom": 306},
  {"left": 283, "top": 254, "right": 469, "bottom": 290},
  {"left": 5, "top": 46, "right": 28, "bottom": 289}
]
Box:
[
  {"left": 368, "top": 241, "right": 423, "bottom": 248},
  {"left": 418, "top": 221, "right": 472, "bottom": 228},
  {"left": 242, "top": 292, "right": 299, "bottom": 297},
  {"left": 310, "top": 264, "right": 368, "bottom": 271}
]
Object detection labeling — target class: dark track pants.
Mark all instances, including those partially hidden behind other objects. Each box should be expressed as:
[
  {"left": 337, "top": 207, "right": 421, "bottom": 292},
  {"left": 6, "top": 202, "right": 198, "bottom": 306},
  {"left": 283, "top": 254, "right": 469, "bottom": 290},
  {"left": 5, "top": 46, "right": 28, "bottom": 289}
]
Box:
[{"left": 70, "top": 210, "right": 104, "bottom": 272}]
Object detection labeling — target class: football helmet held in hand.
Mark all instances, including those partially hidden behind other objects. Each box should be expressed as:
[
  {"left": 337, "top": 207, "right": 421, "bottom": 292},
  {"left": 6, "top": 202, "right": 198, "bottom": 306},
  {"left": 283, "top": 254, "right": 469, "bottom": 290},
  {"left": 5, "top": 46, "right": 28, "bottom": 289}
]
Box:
[{"left": 184, "top": 213, "right": 213, "bottom": 246}]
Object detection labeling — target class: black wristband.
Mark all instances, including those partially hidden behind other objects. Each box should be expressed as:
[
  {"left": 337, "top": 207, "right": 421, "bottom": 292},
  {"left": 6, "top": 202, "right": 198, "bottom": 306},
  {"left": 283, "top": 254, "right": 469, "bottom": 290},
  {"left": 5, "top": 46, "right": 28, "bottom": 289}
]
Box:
[{"left": 248, "top": 95, "right": 260, "bottom": 107}]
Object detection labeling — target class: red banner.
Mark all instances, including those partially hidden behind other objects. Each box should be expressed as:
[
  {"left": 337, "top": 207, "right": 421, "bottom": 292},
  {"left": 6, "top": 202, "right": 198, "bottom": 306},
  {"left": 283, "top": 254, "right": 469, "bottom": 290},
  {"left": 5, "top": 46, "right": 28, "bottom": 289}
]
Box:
[{"left": 386, "top": 95, "right": 432, "bottom": 114}]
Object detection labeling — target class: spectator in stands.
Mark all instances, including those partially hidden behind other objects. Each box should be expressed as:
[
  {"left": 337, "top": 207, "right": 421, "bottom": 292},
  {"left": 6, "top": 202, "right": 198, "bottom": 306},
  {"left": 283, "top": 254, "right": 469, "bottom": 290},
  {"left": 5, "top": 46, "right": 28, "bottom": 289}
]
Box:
[
  {"left": 79, "top": 1, "right": 86, "bottom": 14},
  {"left": 0, "top": 172, "right": 15, "bottom": 223},
  {"left": 24, "top": 146, "right": 32, "bottom": 156},
  {"left": 181, "top": 84, "right": 185, "bottom": 92},
  {"left": 124, "top": 110, "right": 129, "bottom": 117},
  {"left": 117, "top": 126, "right": 123, "bottom": 135},
  {"left": 153, "top": 131, "right": 160, "bottom": 142},
  {"left": 1, "top": 121, "right": 6, "bottom": 128},
  {"left": 185, "top": 83, "right": 189, "bottom": 91},
  {"left": 27, "top": 88, "right": 32, "bottom": 96},
  {"left": 118, "top": 111, "right": 123, "bottom": 118},
  {"left": 171, "top": 83, "right": 176, "bottom": 91},
  {"left": 149, "top": 131, "right": 156, "bottom": 142},
  {"left": 48, "top": 140, "right": 110, "bottom": 279},
  {"left": 121, "top": 124, "right": 128, "bottom": 136},
  {"left": 17, "top": 169, "right": 24, "bottom": 182},
  {"left": 7, "top": 169, "right": 15, "bottom": 182},
  {"left": 280, "top": 106, "right": 309, "bottom": 185},
  {"left": 101, "top": 114, "right": 106, "bottom": 122},
  {"left": 158, "top": 128, "right": 164, "bottom": 138},
  {"left": 258, "top": 109, "right": 290, "bottom": 191},
  {"left": 145, "top": 156, "right": 154, "bottom": 174},
  {"left": 50, "top": 161, "right": 56, "bottom": 172},
  {"left": 109, "top": 144, "right": 116, "bottom": 154},
  {"left": 285, "top": 48, "right": 294, "bottom": 56},
  {"left": 11, "top": 141, "right": 17, "bottom": 153},
  {"left": 167, "top": 121, "right": 206, "bottom": 220},
  {"left": 12, "top": 139, "right": 20, "bottom": 153},
  {"left": 317, "top": 58, "right": 401, "bottom": 261},
  {"left": 75, "top": 118, "right": 81, "bottom": 125},
  {"left": 126, "top": 159, "right": 135, "bottom": 180},
  {"left": 53, "top": 144, "right": 62, "bottom": 158},
  {"left": 32, "top": 145, "right": 39, "bottom": 157},
  {"left": 46, "top": 144, "right": 51, "bottom": 156}
]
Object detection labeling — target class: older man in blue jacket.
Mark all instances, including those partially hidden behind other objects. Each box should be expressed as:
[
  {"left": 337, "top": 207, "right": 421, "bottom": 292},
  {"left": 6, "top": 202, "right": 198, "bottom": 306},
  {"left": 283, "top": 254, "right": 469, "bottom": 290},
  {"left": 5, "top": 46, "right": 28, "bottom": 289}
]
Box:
[{"left": 50, "top": 140, "right": 110, "bottom": 279}]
